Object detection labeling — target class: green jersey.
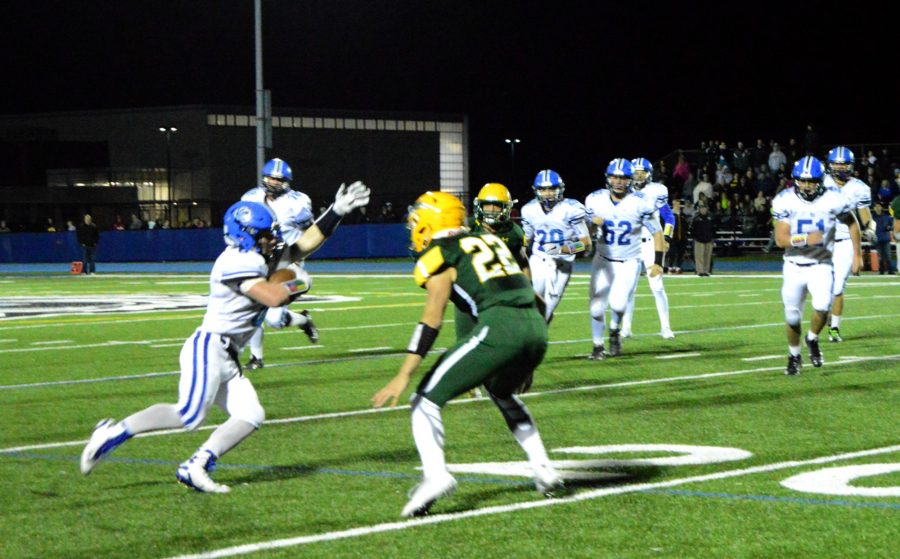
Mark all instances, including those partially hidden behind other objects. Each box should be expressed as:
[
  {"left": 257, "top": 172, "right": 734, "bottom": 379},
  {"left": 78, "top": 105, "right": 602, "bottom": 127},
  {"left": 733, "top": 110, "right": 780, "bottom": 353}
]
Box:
[
  {"left": 414, "top": 232, "right": 535, "bottom": 316},
  {"left": 891, "top": 195, "right": 900, "bottom": 219},
  {"left": 465, "top": 217, "right": 529, "bottom": 269}
]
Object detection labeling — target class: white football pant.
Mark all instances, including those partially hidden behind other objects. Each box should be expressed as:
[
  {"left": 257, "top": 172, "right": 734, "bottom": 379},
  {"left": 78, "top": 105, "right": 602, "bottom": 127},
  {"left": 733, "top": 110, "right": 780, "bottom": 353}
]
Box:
[
  {"left": 177, "top": 330, "right": 265, "bottom": 431},
  {"left": 830, "top": 239, "right": 853, "bottom": 297},
  {"left": 529, "top": 253, "right": 574, "bottom": 321},
  {"left": 589, "top": 255, "right": 641, "bottom": 345},
  {"left": 623, "top": 238, "right": 671, "bottom": 332},
  {"left": 781, "top": 262, "right": 834, "bottom": 325}
]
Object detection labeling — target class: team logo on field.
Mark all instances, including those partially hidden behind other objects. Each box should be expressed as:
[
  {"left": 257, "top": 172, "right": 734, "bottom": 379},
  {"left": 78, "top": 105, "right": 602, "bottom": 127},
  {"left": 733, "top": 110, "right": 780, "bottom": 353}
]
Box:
[{"left": 0, "top": 295, "right": 356, "bottom": 319}]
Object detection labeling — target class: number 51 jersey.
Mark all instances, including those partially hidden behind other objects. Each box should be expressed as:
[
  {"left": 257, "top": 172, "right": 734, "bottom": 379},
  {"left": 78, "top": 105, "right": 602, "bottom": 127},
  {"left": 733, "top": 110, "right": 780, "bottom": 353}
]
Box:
[
  {"left": 585, "top": 189, "right": 659, "bottom": 260},
  {"left": 412, "top": 233, "right": 535, "bottom": 318},
  {"left": 770, "top": 187, "right": 852, "bottom": 265}
]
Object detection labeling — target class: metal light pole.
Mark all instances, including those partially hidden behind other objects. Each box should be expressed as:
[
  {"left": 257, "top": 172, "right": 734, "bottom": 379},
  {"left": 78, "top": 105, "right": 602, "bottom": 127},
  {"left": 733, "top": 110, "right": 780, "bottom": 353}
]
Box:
[
  {"left": 159, "top": 126, "right": 177, "bottom": 223},
  {"left": 504, "top": 138, "right": 521, "bottom": 185}
]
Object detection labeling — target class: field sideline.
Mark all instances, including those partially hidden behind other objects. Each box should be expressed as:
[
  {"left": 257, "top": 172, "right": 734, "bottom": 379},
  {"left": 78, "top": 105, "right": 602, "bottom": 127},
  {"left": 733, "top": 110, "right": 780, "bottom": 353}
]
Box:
[{"left": 1, "top": 271, "right": 898, "bottom": 558}]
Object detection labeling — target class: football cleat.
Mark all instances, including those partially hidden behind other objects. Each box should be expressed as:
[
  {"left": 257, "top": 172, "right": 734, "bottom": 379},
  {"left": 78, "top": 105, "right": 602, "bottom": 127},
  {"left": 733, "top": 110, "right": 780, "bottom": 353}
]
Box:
[
  {"left": 806, "top": 337, "right": 824, "bottom": 367},
  {"left": 828, "top": 327, "right": 843, "bottom": 343},
  {"left": 177, "top": 450, "right": 230, "bottom": 494},
  {"left": 661, "top": 327, "right": 675, "bottom": 339},
  {"left": 400, "top": 472, "right": 457, "bottom": 518},
  {"left": 533, "top": 463, "right": 565, "bottom": 496},
  {"left": 299, "top": 310, "right": 319, "bottom": 343},
  {"left": 608, "top": 329, "right": 622, "bottom": 357},
  {"left": 80, "top": 418, "right": 130, "bottom": 475},
  {"left": 588, "top": 345, "right": 606, "bottom": 360},
  {"left": 245, "top": 356, "right": 264, "bottom": 370},
  {"left": 785, "top": 354, "right": 802, "bottom": 376}
]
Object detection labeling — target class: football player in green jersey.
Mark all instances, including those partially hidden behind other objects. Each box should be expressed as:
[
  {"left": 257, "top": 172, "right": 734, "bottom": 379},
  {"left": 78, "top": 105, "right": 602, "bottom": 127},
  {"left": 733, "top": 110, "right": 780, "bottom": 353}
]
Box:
[
  {"left": 372, "top": 190, "right": 563, "bottom": 517},
  {"left": 456, "top": 182, "right": 530, "bottom": 341}
]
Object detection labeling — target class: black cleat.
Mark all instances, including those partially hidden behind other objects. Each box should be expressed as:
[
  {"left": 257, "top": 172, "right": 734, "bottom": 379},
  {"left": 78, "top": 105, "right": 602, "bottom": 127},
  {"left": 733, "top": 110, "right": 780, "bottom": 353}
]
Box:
[
  {"left": 785, "top": 354, "right": 802, "bottom": 376},
  {"left": 828, "top": 327, "right": 843, "bottom": 343},
  {"left": 806, "top": 337, "right": 823, "bottom": 367},
  {"left": 588, "top": 345, "right": 606, "bottom": 360},
  {"left": 608, "top": 330, "right": 622, "bottom": 357},
  {"left": 245, "top": 356, "right": 264, "bottom": 371},
  {"left": 299, "top": 310, "right": 319, "bottom": 343}
]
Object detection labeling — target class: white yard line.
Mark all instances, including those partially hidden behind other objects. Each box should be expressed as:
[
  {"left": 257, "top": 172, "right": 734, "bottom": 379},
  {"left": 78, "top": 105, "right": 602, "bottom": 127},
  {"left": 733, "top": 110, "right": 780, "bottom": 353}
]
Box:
[
  {"left": 656, "top": 352, "right": 701, "bottom": 359},
  {"left": 163, "top": 443, "right": 900, "bottom": 559},
  {"left": 741, "top": 355, "right": 784, "bottom": 362},
  {"left": 349, "top": 346, "right": 393, "bottom": 353},
  {"left": 3, "top": 353, "right": 897, "bottom": 455}
]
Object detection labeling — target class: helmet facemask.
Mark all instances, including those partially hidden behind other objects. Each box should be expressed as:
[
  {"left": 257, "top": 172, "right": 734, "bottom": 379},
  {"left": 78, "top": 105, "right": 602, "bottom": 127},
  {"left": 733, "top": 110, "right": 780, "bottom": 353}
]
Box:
[
  {"left": 475, "top": 199, "right": 512, "bottom": 226},
  {"left": 263, "top": 176, "right": 290, "bottom": 199},
  {"left": 632, "top": 169, "right": 650, "bottom": 190},
  {"left": 607, "top": 175, "right": 632, "bottom": 199},
  {"left": 795, "top": 179, "right": 825, "bottom": 202}
]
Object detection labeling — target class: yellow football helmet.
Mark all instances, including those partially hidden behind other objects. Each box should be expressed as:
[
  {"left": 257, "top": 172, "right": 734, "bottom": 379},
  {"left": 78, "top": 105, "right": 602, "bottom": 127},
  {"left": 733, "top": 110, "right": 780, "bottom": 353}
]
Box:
[
  {"left": 407, "top": 191, "right": 467, "bottom": 253},
  {"left": 474, "top": 183, "right": 515, "bottom": 226}
]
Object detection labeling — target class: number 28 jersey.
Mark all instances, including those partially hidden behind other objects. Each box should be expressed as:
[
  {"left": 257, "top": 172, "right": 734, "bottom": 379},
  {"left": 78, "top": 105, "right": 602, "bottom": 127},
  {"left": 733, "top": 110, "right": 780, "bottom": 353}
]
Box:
[
  {"left": 413, "top": 233, "right": 535, "bottom": 318},
  {"left": 520, "top": 198, "right": 589, "bottom": 262},
  {"left": 585, "top": 189, "right": 660, "bottom": 260}
]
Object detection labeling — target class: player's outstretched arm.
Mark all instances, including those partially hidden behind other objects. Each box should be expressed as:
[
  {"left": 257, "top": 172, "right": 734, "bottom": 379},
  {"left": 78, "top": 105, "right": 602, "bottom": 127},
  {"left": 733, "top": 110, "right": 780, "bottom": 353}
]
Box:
[
  {"left": 293, "top": 181, "right": 371, "bottom": 259},
  {"left": 372, "top": 270, "right": 453, "bottom": 408}
]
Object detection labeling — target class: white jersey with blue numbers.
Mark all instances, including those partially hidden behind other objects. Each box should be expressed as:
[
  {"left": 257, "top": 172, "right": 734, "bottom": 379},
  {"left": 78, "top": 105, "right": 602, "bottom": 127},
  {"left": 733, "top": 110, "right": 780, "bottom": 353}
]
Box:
[
  {"left": 823, "top": 175, "right": 870, "bottom": 241},
  {"left": 585, "top": 189, "right": 660, "bottom": 260},
  {"left": 199, "top": 247, "right": 269, "bottom": 349},
  {"left": 521, "top": 198, "right": 589, "bottom": 263},
  {"left": 638, "top": 181, "right": 669, "bottom": 241},
  {"left": 241, "top": 187, "right": 314, "bottom": 246},
  {"left": 771, "top": 188, "right": 852, "bottom": 265}
]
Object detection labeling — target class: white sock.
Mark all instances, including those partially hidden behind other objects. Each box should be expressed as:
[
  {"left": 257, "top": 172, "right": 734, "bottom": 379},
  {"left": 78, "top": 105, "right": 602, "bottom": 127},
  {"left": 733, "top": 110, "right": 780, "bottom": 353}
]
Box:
[
  {"left": 411, "top": 398, "right": 447, "bottom": 479},
  {"left": 514, "top": 426, "right": 551, "bottom": 466},
  {"left": 122, "top": 403, "right": 182, "bottom": 434},
  {"left": 789, "top": 345, "right": 801, "bottom": 357},
  {"left": 248, "top": 327, "right": 264, "bottom": 359},
  {"left": 653, "top": 289, "right": 670, "bottom": 330},
  {"left": 623, "top": 296, "right": 635, "bottom": 330},
  {"left": 200, "top": 417, "right": 256, "bottom": 458},
  {"left": 591, "top": 317, "right": 606, "bottom": 346},
  {"left": 830, "top": 316, "right": 841, "bottom": 329},
  {"left": 807, "top": 331, "right": 819, "bottom": 341}
]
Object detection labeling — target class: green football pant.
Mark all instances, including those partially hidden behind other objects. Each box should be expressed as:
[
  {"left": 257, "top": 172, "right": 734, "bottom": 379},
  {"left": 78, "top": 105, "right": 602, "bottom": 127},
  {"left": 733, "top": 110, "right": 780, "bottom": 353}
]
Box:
[{"left": 417, "top": 306, "right": 547, "bottom": 406}]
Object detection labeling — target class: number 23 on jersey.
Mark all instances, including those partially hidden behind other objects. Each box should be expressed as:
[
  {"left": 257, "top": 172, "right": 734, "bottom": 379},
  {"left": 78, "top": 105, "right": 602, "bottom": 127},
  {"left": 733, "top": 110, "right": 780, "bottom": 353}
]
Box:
[{"left": 460, "top": 234, "right": 522, "bottom": 283}]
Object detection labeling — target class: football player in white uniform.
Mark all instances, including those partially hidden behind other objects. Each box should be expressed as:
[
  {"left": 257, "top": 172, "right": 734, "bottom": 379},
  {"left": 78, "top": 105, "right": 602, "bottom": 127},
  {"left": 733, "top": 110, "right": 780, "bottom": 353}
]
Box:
[
  {"left": 822, "top": 147, "right": 874, "bottom": 342},
  {"left": 240, "top": 158, "right": 316, "bottom": 369},
  {"left": 772, "top": 156, "right": 860, "bottom": 376},
  {"left": 241, "top": 158, "right": 370, "bottom": 369},
  {"left": 585, "top": 158, "right": 665, "bottom": 359},
  {"left": 80, "top": 202, "right": 311, "bottom": 492},
  {"left": 621, "top": 157, "right": 675, "bottom": 339},
  {"left": 521, "top": 169, "right": 592, "bottom": 322}
]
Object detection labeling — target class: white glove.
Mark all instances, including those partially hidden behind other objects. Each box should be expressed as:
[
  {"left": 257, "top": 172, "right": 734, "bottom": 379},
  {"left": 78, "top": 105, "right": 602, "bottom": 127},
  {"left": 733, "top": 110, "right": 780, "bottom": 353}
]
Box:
[
  {"left": 539, "top": 243, "right": 562, "bottom": 256},
  {"left": 864, "top": 221, "right": 877, "bottom": 243},
  {"left": 332, "top": 181, "right": 371, "bottom": 216}
]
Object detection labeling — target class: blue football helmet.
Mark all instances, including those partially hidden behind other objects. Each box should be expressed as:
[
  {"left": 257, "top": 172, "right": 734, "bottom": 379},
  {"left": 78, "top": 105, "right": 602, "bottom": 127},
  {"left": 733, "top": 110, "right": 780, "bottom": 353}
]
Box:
[
  {"left": 533, "top": 169, "right": 565, "bottom": 210},
  {"left": 792, "top": 156, "right": 825, "bottom": 202},
  {"left": 631, "top": 157, "right": 653, "bottom": 190},
  {"left": 826, "top": 146, "right": 854, "bottom": 182},
  {"left": 262, "top": 158, "right": 293, "bottom": 199},
  {"left": 606, "top": 158, "right": 634, "bottom": 196},
  {"left": 223, "top": 201, "right": 278, "bottom": 253}
]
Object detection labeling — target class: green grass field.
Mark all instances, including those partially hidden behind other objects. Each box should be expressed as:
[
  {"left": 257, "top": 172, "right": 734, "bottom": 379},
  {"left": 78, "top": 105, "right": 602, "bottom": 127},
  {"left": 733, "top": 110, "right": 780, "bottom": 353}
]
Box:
[{"left": 1, "top": 269, "right": 898, "bottom": 558}]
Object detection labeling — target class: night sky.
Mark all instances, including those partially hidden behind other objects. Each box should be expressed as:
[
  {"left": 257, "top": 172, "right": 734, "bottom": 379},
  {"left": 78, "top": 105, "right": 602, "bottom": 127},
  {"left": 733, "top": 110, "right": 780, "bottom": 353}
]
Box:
[{"left": 5, "top": 0, "right": 898, "bottom": 201}]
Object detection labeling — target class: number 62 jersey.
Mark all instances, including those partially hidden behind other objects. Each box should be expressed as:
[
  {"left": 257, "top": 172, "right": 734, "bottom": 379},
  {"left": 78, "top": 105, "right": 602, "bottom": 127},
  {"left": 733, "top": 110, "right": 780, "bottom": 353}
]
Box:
[
  {"left": 412, "top": 233, "right": 535, "bottom": 318},
  {"left": 584, "top": 189, "right": 660, "bottom": 261}
]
